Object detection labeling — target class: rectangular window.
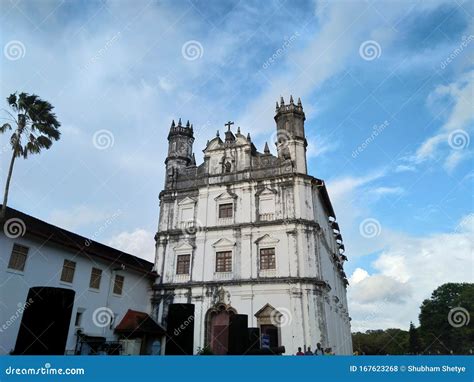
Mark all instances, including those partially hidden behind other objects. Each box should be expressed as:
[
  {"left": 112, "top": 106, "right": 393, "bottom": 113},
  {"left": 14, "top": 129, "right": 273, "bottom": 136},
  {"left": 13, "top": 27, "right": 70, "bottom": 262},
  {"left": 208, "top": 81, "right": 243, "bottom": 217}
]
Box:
[
  {"left": 89, "top": 267, "right": 102, "bottom": 289},
  {"left": 216, "top": 251, "right": 232, "bottom": 272},
  {"left": 176, "top": 254, "right": 191, "bottom": 275},
  {"left": 7, "top": 244, "right": 29, "bottom": 272},
  {"left": 75, "top": 311, "right": 83, "bottom": 327},
  {"left": 260, "top": 248, "right": 276, "bottom": 270},
  {"left": 60, "top": 259, "right": 76, "bottom": 283},
  {"left": 218, "top": 203, "right": 233, "bottom": 218},
  {"left": 113, "top": 274, "right": 124, "bottom": 295}
]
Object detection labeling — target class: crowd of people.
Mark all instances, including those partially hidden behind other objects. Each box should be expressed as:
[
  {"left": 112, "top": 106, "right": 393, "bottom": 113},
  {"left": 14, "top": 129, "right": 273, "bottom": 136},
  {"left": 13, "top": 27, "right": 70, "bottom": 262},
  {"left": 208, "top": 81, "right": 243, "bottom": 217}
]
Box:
[{"left": 295, "top": 343, "right": 335, "bottom": 355}]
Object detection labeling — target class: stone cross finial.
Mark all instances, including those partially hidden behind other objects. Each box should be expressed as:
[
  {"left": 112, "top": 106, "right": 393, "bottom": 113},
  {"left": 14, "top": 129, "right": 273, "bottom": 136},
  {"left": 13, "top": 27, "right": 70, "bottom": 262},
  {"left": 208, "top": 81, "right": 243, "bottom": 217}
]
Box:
[{"left": 225, "top": 121, "right": 234, "bottom": 131}]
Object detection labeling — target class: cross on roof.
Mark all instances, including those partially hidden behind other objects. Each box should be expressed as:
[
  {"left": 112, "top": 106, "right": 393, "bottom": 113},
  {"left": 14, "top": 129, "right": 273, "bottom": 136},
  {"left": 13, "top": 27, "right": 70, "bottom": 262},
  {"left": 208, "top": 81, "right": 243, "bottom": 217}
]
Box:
[{"left": 225, "top": 121, "right": 234, "bottom": 131}]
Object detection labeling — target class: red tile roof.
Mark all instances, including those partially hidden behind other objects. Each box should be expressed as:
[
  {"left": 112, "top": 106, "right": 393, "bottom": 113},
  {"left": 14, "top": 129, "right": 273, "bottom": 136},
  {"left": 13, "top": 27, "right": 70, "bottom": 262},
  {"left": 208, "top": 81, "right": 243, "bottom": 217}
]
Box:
[{"left": 115, "top": 309, "right": 165, "bottom": 336}]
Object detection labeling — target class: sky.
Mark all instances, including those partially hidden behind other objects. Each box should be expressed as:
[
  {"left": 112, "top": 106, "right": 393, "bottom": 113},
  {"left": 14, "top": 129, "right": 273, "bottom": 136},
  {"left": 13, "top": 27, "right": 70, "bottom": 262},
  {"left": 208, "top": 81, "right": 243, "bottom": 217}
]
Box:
[{"left": 1, "top": 0, "right": 473, "bottom": 333}]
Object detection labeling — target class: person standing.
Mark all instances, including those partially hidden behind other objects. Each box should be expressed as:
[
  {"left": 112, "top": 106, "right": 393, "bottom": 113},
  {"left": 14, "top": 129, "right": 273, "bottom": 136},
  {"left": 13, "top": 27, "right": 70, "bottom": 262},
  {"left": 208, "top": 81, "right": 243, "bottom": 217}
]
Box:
[
  {"left": 314, "top": 343, "right": 324, "bottom": 355},
  {"left": 305, "top": 346, "right": 314, "bottom": 355},
  {"left": 296, "top": 347, "right": 304, "bottom": 356}
]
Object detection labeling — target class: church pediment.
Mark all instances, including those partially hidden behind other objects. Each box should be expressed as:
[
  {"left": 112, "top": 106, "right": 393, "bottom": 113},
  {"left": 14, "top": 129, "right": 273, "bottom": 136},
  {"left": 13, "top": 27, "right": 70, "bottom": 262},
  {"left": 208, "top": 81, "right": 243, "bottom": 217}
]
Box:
[
  {"left": 178, "top": 196, "right": 197, "bottom": 206},
  {"left": 214, "top": 190, "right": 237, "bottom": 201},
  {"left": 174, "top": 242, "right": 194, "bottom": 252},
  {"left": 212, "top": 238, "right": 236, "bottom": 248},
  {"left": 204, "top": 137, "right": 224, "bottom": 151},
  {"left": 254, "top": 234, "right": 280, "bottom": 245},
  {"left": 256, "top": 187, "right": 277, "bottom": 197},
  {"left": 254, "top": 303, "right": 281, "bottom": 318}
]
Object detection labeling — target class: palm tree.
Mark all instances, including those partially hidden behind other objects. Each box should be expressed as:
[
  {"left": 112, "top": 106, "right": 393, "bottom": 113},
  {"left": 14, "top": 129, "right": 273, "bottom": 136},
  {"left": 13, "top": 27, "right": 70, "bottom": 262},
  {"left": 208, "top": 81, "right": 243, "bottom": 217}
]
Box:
[{"left": 0, "top": 92, "right": 61, "bottom": 219}]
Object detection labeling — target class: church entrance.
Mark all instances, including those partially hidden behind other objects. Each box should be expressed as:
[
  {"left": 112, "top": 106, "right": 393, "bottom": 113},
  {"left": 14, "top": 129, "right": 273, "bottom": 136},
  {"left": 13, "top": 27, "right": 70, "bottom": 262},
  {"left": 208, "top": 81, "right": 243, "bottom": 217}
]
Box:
[
  {"left": 205, "top": 304, "right": 236, "bottom": 355},
  {"left": 255, "top": 304, "right": 283, "bottom": 350},
  {"left": 260, "top": 324, "right": 279, "bottom": 348}
]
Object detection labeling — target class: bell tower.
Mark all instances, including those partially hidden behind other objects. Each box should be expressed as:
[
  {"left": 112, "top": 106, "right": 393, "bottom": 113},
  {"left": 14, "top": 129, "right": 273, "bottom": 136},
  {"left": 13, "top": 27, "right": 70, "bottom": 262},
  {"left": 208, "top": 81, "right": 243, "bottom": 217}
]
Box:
[
  {"left": 274, "top": 95, "right": 307, "bottom": 174},
  {"left": 165, "top": 118, "right": 194, "bottom": 188}
]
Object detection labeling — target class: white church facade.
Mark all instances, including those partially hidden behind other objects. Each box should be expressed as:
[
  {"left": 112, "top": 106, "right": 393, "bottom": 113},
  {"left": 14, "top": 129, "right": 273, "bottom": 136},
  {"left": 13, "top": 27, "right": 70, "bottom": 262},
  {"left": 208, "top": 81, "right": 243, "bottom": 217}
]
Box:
[{"left": 152, "top": 96, "right": 352, "bottom": 355}]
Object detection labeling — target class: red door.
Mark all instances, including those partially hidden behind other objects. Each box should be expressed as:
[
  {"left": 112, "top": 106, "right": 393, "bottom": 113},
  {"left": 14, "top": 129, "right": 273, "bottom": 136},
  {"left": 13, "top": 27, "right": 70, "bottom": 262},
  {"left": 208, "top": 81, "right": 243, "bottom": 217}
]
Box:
[{"left": 210, "top": 311, "right": 231, "bottom": 354}]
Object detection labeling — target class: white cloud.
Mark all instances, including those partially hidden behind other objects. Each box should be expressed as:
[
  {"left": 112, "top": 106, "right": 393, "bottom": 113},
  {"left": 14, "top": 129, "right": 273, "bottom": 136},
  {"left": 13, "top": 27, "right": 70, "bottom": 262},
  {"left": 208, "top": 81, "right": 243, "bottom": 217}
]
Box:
[
  {"left": 349, "top": 267, "right": 369, "bottom": 284},
  {"left": 395, "top": 164, "right": 416, "bottom": 173},
  {"left": 107, "top": 229, "right": 155, "bottom": 262},
  {"left": 455, "top": 212, "right": 474, "bottom": 234},
  {"left": 306, "top": 134, "right": 340, "bottom": 159},
  {"left": 348, "top": 217, "right": 473, "bottom": 331},
  {"left": 351, "top": 274, "right": 411, "bottom": 304},
  {"left": 372, "top": 186, "right": 404, "bottom": 196},
  {"left": 408, "top": 70, "right": 474, "bottom": 171}
]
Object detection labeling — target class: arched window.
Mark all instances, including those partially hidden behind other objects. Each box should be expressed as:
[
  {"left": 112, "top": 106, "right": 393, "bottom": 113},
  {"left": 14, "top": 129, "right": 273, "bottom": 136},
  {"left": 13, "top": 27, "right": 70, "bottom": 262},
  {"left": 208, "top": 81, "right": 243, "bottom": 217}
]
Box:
[{"left": 224, "top": 161, "right": 232, "bottom": 173}]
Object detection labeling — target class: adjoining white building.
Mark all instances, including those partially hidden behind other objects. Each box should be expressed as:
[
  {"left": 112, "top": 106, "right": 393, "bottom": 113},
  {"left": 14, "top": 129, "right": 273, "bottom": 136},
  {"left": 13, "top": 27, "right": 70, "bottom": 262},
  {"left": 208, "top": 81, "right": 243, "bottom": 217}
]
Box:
[
  {"left": 152, "top": 96, "right": 352, "bottom": 355},
  {"left": 0, "top": 207, "right": 163, "bottom": 355}
]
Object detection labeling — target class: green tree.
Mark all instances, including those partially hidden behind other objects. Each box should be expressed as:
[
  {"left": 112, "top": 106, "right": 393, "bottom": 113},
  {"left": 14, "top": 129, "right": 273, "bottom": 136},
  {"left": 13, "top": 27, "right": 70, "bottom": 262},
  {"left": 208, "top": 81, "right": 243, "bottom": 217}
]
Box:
[
  {"left": 408, "top": 322, "right": 422, "bottom": 354},
  {"left": 0, "top": 93, "right": 60, "bottom": 219},
  {"left": 418, "top": 283, "right": 473, "bottom": 354},
  {"left": 352, "top": 328, "right": 409, "bottom": 355}
]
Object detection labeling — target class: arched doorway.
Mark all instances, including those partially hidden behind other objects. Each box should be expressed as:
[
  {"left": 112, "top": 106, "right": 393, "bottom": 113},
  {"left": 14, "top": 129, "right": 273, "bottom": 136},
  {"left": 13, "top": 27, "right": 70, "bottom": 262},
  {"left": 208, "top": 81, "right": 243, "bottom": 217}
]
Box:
[
  {"left": 255, "top": 304, "right": 282, "bottom": 349},
  {"left": 205, "top": 304, "right": 236, "bottom": 355}
]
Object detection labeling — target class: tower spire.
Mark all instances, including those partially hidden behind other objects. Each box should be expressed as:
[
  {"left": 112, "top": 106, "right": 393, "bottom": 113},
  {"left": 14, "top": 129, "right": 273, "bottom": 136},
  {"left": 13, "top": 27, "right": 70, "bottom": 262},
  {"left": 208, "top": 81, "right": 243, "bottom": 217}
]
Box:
[
  {"left": 273, "top": 95, "right": 307, "bottom": 174},
  {"left": 264, "top": 142, "right": 270, "bottom": 154}
]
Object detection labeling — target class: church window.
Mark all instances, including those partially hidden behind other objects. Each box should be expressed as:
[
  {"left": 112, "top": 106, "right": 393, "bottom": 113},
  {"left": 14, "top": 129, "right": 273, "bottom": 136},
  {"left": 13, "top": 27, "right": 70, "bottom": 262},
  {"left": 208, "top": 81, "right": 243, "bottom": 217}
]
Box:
[
  {"left": 216, "top": 251, "right": 232, "bottom": 272},
  {"left": 89, "top": 267, "right": 102, "bottom": 289},
  {"left": 258, "top": 189, "right": 276, "bottom": 221},
  {"left": 113, "top": 274, "right": 125, "bottom": 295},
  {"left": 7, "top": 244, "right": 29, "bottom": 272},
  {"left": 60, "top": 259, "right": 76, "bottom": 283},
  {"left": 259, "top": 248, "right": 276, "bottom": 270},
  {"left": 181, "top": 207, "right": 193, "bottom": 222},
  {"left": 218, "top": 203, "right": 233, "bottom": 218},
  {"left": 176, "top": 254, "right": 191, "bottom": 274}
]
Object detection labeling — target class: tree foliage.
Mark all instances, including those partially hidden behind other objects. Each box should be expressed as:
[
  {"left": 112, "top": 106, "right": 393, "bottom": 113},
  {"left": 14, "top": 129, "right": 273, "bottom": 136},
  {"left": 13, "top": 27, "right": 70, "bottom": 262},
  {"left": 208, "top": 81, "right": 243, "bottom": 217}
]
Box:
[
  {"left": 1, "top": 92, "right": 61, "bottom": 218},
  {"left": 352, "top": 283, "right": 473, "bottom": 355},
  {"left": 418, "top": 283, "right": 473, "bottom": 354}
]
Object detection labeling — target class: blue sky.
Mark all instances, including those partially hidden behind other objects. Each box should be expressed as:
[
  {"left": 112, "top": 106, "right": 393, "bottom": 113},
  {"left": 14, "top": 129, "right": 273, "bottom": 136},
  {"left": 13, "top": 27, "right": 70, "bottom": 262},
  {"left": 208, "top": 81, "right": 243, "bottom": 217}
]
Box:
[{"left": 1, "top": 0, "right": 473, "bottom": 332}]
